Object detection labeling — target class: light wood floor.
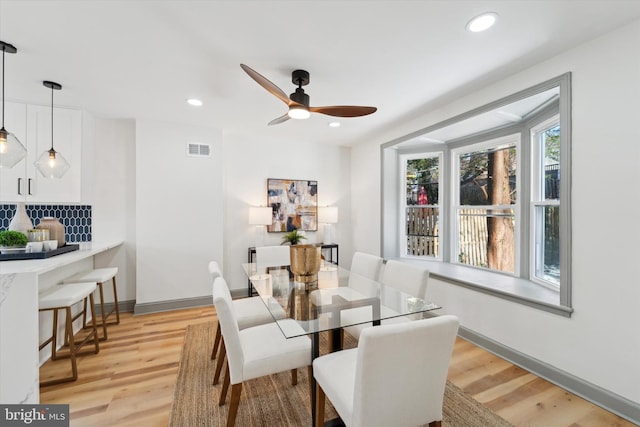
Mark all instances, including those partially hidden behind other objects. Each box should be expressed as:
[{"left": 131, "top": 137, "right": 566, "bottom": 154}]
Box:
[{"left": 39, "top": 306, "right": 634, "bottom": 427}]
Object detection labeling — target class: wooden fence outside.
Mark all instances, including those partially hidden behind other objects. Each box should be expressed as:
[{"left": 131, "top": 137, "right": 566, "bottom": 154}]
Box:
[
  {"left": 406, "top": 207, "right": 493, "bottom": 268},
  {"left": 406, "top": 207, "right": 439, "bottom": 256},
  {"left": 457, "top": 209, "right": 489, "bottom": 267}
]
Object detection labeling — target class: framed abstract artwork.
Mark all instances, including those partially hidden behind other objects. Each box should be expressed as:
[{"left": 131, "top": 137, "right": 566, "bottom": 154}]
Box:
[{"left": 267, "top": 178, "right": 318, "bottom": 232}]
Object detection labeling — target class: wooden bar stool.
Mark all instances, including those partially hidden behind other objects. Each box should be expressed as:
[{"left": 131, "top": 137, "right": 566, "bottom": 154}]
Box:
[
  {"left": 39, "top": 282, "right": 100, "bottom": 387},
  {"left": 63, "top": 267, "right": 120, "bottom": 341}
]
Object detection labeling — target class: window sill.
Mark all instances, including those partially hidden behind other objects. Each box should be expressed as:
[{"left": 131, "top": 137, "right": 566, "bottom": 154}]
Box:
[{"left": 399, "top": 258, "right": 573, "bottom": 317}]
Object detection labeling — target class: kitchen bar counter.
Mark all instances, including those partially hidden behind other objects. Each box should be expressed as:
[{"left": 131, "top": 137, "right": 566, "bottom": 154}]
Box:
[
  {"left": 0, "top": 239, "right": 124, "bottom": 404},
  {"left": 0, "top": 240, "right": 123, "bottom": 275}
]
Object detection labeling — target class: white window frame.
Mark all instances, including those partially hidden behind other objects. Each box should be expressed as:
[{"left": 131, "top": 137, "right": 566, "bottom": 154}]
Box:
[
  {"left": 451, "top": 134, "right": 521, "bottom": 275},
  {"left": 530, "top": 115, "right": 561, "bottom": 289},
  {"left": 399, "top": 152, "right": 443, "bottom": 260}
]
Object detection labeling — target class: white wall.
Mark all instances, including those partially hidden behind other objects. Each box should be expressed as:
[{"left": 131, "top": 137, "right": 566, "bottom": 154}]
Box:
[
  {"left": 135, "top": 120, "right": 223, "bottom": 305},
  {"left": 90, "top": 117, "right": 136, "bottom": 303},
  {"left": 351, "top": 20, "right": 640, "bottom": 404},
  {"left": 222, "top": 131, "right": 352, "bottom": 293}
]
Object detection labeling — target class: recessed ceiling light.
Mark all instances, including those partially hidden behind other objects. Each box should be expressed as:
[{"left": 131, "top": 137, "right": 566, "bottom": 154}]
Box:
[
  {"left": 329, "top": 122, "right": 341, "bottom": 128},
  {"left": 187, "top": 98, "right": 203, "bottom": 107},
  {"left": 466, "top": 12, "right": 498, "bottom": 32}
]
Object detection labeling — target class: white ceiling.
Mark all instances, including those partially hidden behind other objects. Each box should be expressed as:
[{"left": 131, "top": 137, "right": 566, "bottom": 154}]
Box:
[{"left": 2, "top": 1, "right": 639, "bottom": 147}]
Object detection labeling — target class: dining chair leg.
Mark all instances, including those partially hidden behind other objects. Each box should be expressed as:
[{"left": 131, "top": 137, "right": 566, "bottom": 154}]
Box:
[
  {"left": 428, "top": 421, "right": 442, "bottom": 427},
  {"left": 291, "top": 369, "right": 297, "bottom": 385},
  {"left": 219, "top": 364, "right": 231, "bottom": 406},
  {"left": 315, "top": 382, "right": 325, "bottom": 427},
  {"left": 227, "top": 383, "right": 243, "bottom": 427},
  {"left": 213, "top": 339, "right": 226, "bottom": 385},
  {"left": 211, "top": 322, "right": 222, "bottom": 360}
]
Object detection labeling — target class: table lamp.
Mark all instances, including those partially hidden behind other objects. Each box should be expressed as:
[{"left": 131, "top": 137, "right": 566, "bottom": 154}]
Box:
[
  {"left": 318, "top": 206, "right": 338, "bottom": 244},
  {"left": 249, "top": 206, "right": 272, "bottom": 247}
]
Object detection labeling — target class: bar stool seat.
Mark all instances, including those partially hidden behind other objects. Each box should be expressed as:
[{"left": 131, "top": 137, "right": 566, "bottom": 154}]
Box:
[
  {"left": 39, "top": 282, "right": 100, "bottom": 387},
  {"left": 63, "top": 267, "right": 120, "bottom": 341}
]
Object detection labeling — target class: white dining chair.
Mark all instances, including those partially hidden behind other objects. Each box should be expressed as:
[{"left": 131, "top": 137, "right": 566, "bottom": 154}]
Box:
[
  {"left": 312, "top": 251, "right": 383, "bottom": 304},
  {"left": 341, "top": 260, "right": 430, "bottom": 340},
  {"left": 380, "top": 259, "right": 429, "bottom": 300},
  {"left": 255, "top": 245, "right": 291, "bottom": 269},
  {"left": 349, "top": 251, "right": 383, "bottom": 285},
  {"left": 213, "top": 276, "right": 312, "bottom": 427},
  {"left": 208, "top": 261, "right": 275, "bottom": 385},
  {"left": 314, "top": 315, "right": 459, "bottom": 427},
  {"left": 312, "top": 252, "right": 383, "bottom": 349}
]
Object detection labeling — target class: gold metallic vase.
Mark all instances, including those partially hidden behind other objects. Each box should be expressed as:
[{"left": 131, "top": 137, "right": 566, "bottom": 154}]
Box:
[{"left": 289, "top": 244, "right": 322, "bottom": 289}]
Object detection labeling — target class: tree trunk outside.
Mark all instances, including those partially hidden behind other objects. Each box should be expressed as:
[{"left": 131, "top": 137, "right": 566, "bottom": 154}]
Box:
[{"left": 486, "top": 150, "right": 515, "bottom": 272}]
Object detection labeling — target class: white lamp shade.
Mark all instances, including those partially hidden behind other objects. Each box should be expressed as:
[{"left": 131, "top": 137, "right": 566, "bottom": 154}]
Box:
[
  {"left": 0, "top": 129, "right": 27, "bottom": 168},
  {"left": 249, "top": 206, "right": 272, "bottom": 225},
  {"left": 34, "top": 148, "right": 70, "bottom": 179},
  {"left": 318, "top": 206, "right": 338, "bottom": 224}
]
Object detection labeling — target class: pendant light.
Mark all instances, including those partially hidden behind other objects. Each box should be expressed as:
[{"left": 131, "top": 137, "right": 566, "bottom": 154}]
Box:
[
  {"left": 0, "top": 40, "right": 27, "bottom": 169},
  {"left": 35, "top": 81, "right": 70, "bottom": 179}
]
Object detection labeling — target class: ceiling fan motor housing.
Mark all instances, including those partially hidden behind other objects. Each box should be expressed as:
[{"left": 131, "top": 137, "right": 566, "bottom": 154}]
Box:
[{"left": 290, "top": 88, "right": 309, "bottom": 107}]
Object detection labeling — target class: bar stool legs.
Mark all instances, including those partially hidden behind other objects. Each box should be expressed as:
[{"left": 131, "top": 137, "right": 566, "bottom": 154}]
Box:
[
  {"left": 39, "top": 283, "right": 100, "bottom": 387},
  {"left": 64, "top": 268, "right": 120, "bottom": 341}
]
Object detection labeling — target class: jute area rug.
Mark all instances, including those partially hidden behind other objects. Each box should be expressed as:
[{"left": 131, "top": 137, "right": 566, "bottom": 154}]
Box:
[{"left": 169, "top": 321, "right": 513, "bottom": 427}]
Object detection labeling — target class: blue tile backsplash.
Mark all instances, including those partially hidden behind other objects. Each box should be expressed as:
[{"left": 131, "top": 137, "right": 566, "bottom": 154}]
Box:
[{"left": 0, "top": 204, "right": 92, "bottom": 243}]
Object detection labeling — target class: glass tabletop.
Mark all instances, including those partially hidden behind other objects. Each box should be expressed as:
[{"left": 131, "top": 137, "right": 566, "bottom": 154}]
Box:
[{"left": 242, "top": 262, "right": 441, "bottom": 338}]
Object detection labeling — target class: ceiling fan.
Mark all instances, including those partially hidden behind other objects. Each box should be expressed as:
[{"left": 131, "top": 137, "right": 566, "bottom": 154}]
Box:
[{"left": 240, "top": 64, "right": 377, "bottom": 126}]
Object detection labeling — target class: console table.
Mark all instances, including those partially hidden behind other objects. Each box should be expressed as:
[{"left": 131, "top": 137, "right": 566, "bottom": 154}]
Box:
[{"left": 247, "top": 243, "right": 339, "bottom": 296}]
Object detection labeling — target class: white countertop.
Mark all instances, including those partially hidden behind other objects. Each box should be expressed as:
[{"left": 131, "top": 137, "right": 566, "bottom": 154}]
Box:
[{"left": 0, "top": 240, "right": 124, "bottom": 275}]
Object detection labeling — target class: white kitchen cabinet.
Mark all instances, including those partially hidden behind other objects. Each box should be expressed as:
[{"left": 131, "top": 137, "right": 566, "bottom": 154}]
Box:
[
  {"left": 0, "top": 102, "right": 82, "bottom": 203},
  {"left": 0, "top": 101, "right": 28, "bottom": 200}
]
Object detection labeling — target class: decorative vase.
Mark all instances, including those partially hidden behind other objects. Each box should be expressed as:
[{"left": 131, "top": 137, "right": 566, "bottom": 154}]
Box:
[
  {"left": 36, "top": 217, "right": 66, "bottom": 247},
  {"left": 289, "top": 244, "right": 322, "bottom": 289},
  {"left": 8, "top": 202, "right": 34, "bottom": 235}
]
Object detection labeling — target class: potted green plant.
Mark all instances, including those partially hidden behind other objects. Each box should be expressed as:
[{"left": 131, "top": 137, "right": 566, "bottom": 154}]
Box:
[
  {"left": 280, "top": 229, "right": 307, "bottom": 245},
  {"left": 0, "top": 230, "right": 28, "bottom": 252}
]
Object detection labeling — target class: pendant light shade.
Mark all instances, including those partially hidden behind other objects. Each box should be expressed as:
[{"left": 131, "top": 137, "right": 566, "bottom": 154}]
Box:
[
  {"left": 35, "top": 81, "right": 70, "bottom": 179},
  {"left": 0, "top": 41, "right": 27, "bottom": 169}
]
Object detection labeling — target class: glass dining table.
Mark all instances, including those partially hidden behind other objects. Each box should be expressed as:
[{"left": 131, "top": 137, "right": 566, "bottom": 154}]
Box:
[{"left": 242, "top": 261, "right": 441, "bottom": 426}]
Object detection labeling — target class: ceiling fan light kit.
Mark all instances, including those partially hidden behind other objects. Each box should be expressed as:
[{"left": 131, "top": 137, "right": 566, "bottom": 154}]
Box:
[
  {"left": 0, "top": 40, "right": 28, "bottom": 169},
  {"left": 240, "top": 63, "right": 377, "bottom": 125}
]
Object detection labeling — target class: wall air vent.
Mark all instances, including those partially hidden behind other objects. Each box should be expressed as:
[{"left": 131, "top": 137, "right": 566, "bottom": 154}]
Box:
[{"left": 187, "top": 143, "right": 211, "bottom": 157}]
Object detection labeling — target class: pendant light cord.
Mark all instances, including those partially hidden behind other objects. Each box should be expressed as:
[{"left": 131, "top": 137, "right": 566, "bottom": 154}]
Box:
[
  {"left": 2, "top": 48, "right": 5, "bottom": 128},
  {"left": 50, "top": 84, "right": 54, "bottom": 150}
]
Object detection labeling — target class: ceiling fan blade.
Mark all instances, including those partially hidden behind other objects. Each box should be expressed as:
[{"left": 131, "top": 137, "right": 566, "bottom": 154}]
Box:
[
  {"left": 309, "top": 105, "right": 377, "bottom": 118},
  {"left": 240, "top": 64, "right": 291, "bottom": 105},
  {"left": 268, "top": 113, "right": 291, "bottom": 126}
]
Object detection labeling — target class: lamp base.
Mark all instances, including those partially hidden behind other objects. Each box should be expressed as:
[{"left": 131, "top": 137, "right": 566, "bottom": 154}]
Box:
[
  {"left": 323, "top": 223, "right": 333, "bottom": 244},
  {"left": 254, "top": 225, "right": 266, "bottom": 247}
]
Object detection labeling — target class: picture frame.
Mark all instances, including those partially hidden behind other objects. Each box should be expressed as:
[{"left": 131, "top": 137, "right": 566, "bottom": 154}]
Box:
[{"left": 267, "top": 178, "right": 318, "bottom": 232}]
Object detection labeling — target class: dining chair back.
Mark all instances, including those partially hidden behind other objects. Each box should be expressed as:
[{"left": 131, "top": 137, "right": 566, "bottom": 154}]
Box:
[
  {"left": 348, "top": 252, "right": 383, "bottom": 291},
  {"left": 380, "top": 259, "right": 429, "bottom": 299},
  {"left": 314, "top": 315, "right": 459, "bottom": 427},
  {"left": 208, "top": 260, "right": 222, "bottom": 279},
  {"left": 212, "top": 277, "right": 244, "bottom": 383},
  {"left": 255, "top": 245, "right": 290, "bottom": 270}
]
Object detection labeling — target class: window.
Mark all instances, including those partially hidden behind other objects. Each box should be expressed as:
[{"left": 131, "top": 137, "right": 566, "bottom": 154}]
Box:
[
  {"left": 453, "top": 135, "right": 519, "bottom": 274},
  {"left": 401, "top": 153, "right": 441, "bottom": 258},
  {"left": 531, "top": 117, "right": 561, "bottom": 288},
  {"left": 382, "top": 73, "right": 572, "bottom": 315}
]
